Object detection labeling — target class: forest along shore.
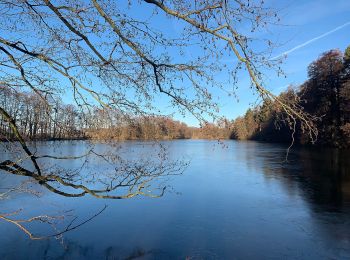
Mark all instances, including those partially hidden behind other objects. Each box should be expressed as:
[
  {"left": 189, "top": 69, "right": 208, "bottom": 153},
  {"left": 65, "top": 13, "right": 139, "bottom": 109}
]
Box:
[{"left": 1, "top": 46, "right": 349, "bottom": 147}]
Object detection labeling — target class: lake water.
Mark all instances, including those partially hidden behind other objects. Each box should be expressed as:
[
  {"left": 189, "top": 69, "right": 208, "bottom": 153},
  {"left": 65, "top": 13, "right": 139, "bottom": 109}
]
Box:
[{"left": 0, "top": 140, "right": 350, "bottom": 259}]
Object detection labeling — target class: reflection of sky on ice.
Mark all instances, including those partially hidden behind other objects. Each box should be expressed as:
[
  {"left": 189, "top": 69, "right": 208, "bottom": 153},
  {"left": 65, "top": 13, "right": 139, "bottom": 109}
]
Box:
[{"left": 0, "top": 140, "right": 349, "bottom": 259}]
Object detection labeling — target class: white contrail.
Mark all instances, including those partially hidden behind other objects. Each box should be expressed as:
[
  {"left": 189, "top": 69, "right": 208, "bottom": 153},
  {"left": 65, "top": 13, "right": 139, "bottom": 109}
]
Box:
[{"left": 272, "top": 21, "right": 350, "bottom": 60}]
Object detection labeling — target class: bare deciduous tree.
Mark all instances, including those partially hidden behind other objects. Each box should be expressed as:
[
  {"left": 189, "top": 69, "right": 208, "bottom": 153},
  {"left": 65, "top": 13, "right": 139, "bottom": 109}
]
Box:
[{"left": 0, "top": 0, "right": 317, "bottom": 238}]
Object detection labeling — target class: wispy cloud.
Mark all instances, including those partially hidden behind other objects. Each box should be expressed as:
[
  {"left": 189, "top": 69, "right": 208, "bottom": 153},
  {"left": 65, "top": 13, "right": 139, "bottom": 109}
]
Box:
[{"left": 272, "top": 21, "right": 350, "bottom": 60}]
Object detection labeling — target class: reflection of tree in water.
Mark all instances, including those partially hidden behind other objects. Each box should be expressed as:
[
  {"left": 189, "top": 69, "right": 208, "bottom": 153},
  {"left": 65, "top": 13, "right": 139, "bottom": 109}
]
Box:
[
  {"left": 289, "top": 148, "right": 350, "bottom": 211},
  {"left": 270, "top": 148, "right": 350, "bottom": 212},
  {"left": 242, "top": 144, "right": 350, "bottom": 257},
  {"left": 289, "top": 148, "right": 350, "bottom": 257},
  {"left": 248, "top": 144, "right": 350, "bottom": 212}
]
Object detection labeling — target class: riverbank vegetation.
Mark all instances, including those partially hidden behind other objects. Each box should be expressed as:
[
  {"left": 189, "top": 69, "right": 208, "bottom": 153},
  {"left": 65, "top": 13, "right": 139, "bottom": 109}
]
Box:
[
  {"left": 231, "top": 46, "right": 350, "bottom": 148},
  {"left": 2, "top": 47, "right": 349, "bottom": 146},
  {"left": 0, "top": 86, "right": 226, "bottom": 140}
]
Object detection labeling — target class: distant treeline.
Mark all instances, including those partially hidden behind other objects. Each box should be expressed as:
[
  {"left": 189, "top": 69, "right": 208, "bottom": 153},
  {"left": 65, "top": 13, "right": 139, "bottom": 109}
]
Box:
[
  {"left": 1, "top": 87, "right": 86, "bottom": 140},
  {"left": 230, "top": 46, "right": 350, "bottom": 148},
  {"left": 1, "top": 46, "right": 349, "bottom": 146},
  {"left": 0, "top": 86, "right": 230, "bottom": 141}
]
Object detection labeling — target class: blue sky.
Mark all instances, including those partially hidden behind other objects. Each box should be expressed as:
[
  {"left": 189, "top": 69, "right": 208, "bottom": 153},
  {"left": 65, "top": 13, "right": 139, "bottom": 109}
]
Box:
[
  {"left": 168, "top": 0, "right": 350, "bottom": 126},
  {"left": 2, "top": 1, "right": 349, "bottom": 127}
]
